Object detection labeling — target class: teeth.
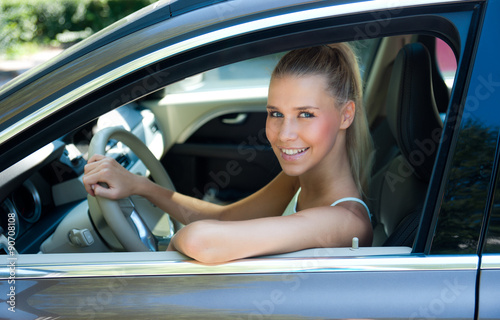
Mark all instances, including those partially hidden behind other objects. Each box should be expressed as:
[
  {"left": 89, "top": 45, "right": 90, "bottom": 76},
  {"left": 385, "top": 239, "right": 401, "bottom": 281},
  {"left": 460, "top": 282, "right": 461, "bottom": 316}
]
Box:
[{"left": 281, "top": 148, "right": 307, "bottom": 155}]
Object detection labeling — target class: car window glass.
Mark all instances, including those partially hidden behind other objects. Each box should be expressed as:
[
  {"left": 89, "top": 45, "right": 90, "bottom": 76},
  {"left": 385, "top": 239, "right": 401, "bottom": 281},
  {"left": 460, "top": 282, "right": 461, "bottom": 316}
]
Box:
[
  {"left": 431, "top": 122, "right": 497, "bottom": 254},
  {"left": 430, "top": 39, "right": 499, "bottom": 254}
]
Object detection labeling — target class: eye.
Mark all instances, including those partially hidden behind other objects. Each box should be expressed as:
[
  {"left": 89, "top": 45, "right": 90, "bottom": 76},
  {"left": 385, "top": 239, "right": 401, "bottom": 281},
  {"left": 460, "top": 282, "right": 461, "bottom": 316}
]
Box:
[
  {"left": 268, "top": 111, "right": 283, "bottom": 118},
  {"left": 299, "top": 112, "right": 315, "bottom": 118}
]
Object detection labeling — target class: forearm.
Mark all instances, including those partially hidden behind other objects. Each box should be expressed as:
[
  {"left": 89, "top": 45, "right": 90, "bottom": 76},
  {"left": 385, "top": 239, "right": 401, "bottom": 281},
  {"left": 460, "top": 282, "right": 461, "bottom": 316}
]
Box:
[
  {"left": 166, "top": 208, "right": 372, "bottom": 264},
  {"left": 167, "top": 217, "right": 298, "bottom": 264},
  {"left": 166, "top": 220, "right": 243, "bottom": 263},
  {"left": 136, "top": 177, "right": 225, "bottom": 225}
]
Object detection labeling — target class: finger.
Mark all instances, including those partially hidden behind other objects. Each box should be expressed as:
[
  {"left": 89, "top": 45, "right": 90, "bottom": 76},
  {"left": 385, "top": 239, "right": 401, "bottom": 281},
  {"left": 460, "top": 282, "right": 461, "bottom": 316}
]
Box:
[
  {"left": 88, "top": 184, "right": 96, "bottom": 197},
  {"left": 82, "top": 173, "right": 100, "bottom": 196},
  {"left": 82, "top": 167, "right": 112, "bottom": 195},
  {"left": 93, "top": 183, "right": 120, "bottom": 200},
  {"left": 83, "top": 182, "right": 95, "bottom": 197},
  {"left": 84, "top": 156, "right": 118, "bottom": 176},
  {"left": 84, "top": 155, "right": 108, "bottom": 174},
  {"left": 84, "top": 162, "right": 97, "bottom": 175},
  {"left": 87, "top": 154, "right": 106, "bottom": 164}
]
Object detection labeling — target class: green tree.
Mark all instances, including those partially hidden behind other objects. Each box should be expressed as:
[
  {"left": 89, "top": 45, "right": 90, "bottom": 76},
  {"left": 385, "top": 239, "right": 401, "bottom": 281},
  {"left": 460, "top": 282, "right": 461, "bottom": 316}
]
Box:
[{"left": 0, "top": 0, "right": 157, "bottom": 57}]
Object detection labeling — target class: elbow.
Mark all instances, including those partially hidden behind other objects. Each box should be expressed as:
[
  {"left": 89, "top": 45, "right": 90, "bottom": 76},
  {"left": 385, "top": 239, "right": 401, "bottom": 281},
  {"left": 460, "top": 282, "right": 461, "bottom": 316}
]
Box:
[
  {"left": 357, "top": 219, "right": 373, "bottom": 247},
  {"left": 339, "top": 216, "right": 373, "bottom": 248},
  {"left": 176, "top": 221, "right": 227, "bottom": 264}
]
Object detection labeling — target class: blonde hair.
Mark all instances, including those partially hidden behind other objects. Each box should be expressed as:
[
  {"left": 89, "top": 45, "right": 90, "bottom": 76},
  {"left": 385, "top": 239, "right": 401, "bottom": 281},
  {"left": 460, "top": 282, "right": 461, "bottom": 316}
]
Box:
[{"left": 271, "top": 43, "right": 374, "bottom": 198}]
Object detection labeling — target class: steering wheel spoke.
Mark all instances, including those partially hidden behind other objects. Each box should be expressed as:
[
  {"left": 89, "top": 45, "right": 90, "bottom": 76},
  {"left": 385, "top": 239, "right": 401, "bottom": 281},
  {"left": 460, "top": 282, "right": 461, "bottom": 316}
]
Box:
[{"left": 124, "top": 198, "right": 158, "bottom": 252}]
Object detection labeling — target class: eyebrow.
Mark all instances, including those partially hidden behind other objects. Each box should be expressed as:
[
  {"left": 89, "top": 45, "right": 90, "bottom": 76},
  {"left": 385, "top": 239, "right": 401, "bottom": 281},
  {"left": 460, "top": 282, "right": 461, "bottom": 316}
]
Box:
[{"left": 266, "top": 105, "right": 319, "bottom": 110}]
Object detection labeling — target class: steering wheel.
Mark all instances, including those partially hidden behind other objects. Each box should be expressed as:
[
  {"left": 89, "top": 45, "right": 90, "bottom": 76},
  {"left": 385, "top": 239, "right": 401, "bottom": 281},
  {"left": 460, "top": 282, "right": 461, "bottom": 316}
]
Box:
[{"left": 87, "top": 126, "right": 175, "bottom": 252}]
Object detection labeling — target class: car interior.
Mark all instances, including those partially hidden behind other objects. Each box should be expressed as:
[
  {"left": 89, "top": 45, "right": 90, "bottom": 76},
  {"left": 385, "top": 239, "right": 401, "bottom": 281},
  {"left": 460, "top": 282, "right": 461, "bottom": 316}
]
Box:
[{"left": 0, "top": 33, "right": 457, "bottom": 258}]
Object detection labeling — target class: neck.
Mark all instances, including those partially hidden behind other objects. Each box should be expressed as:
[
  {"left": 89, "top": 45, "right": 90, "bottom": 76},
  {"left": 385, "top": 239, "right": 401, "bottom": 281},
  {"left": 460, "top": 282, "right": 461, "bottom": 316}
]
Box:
[
  {"left": 298, "top": 154, "right": 353, "bottom": 194},
  {"left": 297, "top": 135, "right": 359, "bottom": 206}
]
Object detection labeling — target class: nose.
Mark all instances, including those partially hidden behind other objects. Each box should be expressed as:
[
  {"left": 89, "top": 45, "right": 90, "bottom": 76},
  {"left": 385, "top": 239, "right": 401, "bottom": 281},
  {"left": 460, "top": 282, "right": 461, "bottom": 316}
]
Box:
[{"left": 278, "top": 118, "right": 298, "bottom": 142}]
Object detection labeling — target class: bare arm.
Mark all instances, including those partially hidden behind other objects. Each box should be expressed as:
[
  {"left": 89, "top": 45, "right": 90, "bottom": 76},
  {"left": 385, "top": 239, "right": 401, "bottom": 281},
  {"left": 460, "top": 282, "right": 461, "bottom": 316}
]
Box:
[
  {"left": 83, "top": 155, "right": 298, "bottom": 225},
  {"left": 140, "top": 169, "right": 298, "bottom": 224},
  {"left": 169, "top": 203, "right": 373, "bottom": 264},
  {"left": 83, "top": 155, "right": 372, "bottom": 263}
]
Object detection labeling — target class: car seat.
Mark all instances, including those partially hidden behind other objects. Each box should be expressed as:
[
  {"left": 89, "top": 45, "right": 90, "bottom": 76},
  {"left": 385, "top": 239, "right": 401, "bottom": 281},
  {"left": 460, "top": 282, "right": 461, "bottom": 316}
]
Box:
[
  {"left": 369, "top": 42, "right": 443, "bottom": 247},
  {"left": 418, "top": 35, "right": 451, "bottom": 114}
]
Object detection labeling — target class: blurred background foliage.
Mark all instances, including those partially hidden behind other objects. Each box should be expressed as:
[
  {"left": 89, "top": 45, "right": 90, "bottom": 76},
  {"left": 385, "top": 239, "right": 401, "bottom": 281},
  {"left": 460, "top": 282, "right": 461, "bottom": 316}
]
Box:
[{"left": 0, "top": 0, "right": 158, "bottom": 58}]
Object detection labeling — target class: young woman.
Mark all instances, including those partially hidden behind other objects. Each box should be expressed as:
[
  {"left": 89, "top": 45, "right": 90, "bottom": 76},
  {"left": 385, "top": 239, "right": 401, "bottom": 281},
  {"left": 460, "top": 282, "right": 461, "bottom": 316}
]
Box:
[{"left": 83, "top": 43, "right": 374, "bottom": 263}]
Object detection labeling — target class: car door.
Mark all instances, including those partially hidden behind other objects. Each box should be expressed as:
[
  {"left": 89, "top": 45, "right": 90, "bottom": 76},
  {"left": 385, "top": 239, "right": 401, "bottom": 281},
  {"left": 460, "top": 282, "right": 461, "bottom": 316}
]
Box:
[
  {"left": 479, "top": 168, "right": 500, "bottom": 319},
  {"left": 425, "top": 1, "right": 500, "bottom": 318}
]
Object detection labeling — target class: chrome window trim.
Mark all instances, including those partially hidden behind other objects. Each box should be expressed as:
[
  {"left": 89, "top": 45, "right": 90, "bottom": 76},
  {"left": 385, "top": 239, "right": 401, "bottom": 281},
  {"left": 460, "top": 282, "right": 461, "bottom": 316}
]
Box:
[
  {"left": 1, "top": 251, "right": 478, "bottom": 280},
  {"left": 0, "top": 0, "right": 462, "bottom": 145},
  {"left": 481, "top": 255, "right": 500, "bottom": 269}
]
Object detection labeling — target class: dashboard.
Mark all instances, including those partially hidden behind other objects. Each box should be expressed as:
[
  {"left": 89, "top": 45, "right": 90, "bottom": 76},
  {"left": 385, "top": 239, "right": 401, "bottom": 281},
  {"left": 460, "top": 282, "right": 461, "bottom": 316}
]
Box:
[{"left": 0, "top": 103, "right": 164, "bottom": 254}]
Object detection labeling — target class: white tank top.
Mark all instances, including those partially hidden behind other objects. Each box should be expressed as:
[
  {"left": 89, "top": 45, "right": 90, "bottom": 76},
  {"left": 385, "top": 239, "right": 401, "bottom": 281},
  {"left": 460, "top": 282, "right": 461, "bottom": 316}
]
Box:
[{"left": 282, "top": 188, "right": 371, "bottom": 221}]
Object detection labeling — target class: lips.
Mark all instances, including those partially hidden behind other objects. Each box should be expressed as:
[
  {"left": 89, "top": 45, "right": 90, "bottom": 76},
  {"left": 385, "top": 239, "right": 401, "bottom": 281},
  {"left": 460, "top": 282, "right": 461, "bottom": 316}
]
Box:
[{"left": 279, "top": 147, "right": 309, "bottom": 160}]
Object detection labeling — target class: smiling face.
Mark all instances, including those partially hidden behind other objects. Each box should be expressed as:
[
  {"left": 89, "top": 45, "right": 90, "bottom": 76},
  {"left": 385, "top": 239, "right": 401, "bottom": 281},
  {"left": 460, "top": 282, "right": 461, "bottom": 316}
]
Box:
[{"left": 266, "top": 74, "right": 353, "bottom": 177}]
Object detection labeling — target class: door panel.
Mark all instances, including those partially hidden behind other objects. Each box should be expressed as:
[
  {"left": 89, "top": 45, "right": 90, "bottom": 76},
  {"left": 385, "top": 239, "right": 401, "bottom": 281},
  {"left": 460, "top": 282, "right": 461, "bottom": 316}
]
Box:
[
  {"left": 478, "top": 256, "right": 500, "bottom": 320},
  {"left": 163, "top": 111, "right": 280, "bottom": 201},
  {"left": 8, "top": 254, "right": 477, "bottom": 320}
]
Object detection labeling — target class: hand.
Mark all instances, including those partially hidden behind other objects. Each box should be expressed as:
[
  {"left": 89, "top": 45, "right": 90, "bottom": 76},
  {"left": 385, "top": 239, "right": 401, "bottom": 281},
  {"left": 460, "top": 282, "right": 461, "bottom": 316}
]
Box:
[{"left": 83, "top": 154, "right": 145, "bottom": 199}]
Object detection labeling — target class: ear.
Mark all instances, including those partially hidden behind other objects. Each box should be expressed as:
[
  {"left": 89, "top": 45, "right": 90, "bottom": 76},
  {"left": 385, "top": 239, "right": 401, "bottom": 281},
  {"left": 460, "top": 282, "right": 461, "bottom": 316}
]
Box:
[{"left": 340, "top": 101, "right": 355, "bottom": 129}]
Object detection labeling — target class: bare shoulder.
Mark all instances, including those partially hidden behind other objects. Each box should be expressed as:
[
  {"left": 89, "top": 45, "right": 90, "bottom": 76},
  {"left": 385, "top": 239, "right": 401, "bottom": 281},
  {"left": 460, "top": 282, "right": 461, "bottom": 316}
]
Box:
[{"left": 294, "top": 203, "right": 373, "bottom": 247}]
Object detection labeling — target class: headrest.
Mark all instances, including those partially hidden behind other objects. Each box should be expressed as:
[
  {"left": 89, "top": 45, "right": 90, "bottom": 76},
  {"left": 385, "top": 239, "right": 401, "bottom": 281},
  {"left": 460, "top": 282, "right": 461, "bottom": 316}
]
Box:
[
  {"left": 386, "top": 43, "right": 443, "bottom": 182},
  {"left": 418, "top": 36, "right": 450, "bottom": 113}
]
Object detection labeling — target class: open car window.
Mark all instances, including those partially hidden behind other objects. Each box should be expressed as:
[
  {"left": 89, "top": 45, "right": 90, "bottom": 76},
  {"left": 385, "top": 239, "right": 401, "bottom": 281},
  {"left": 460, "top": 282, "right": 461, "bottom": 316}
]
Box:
[{"left": 0, "top": 34, "right": 453, "bottom": 259}]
